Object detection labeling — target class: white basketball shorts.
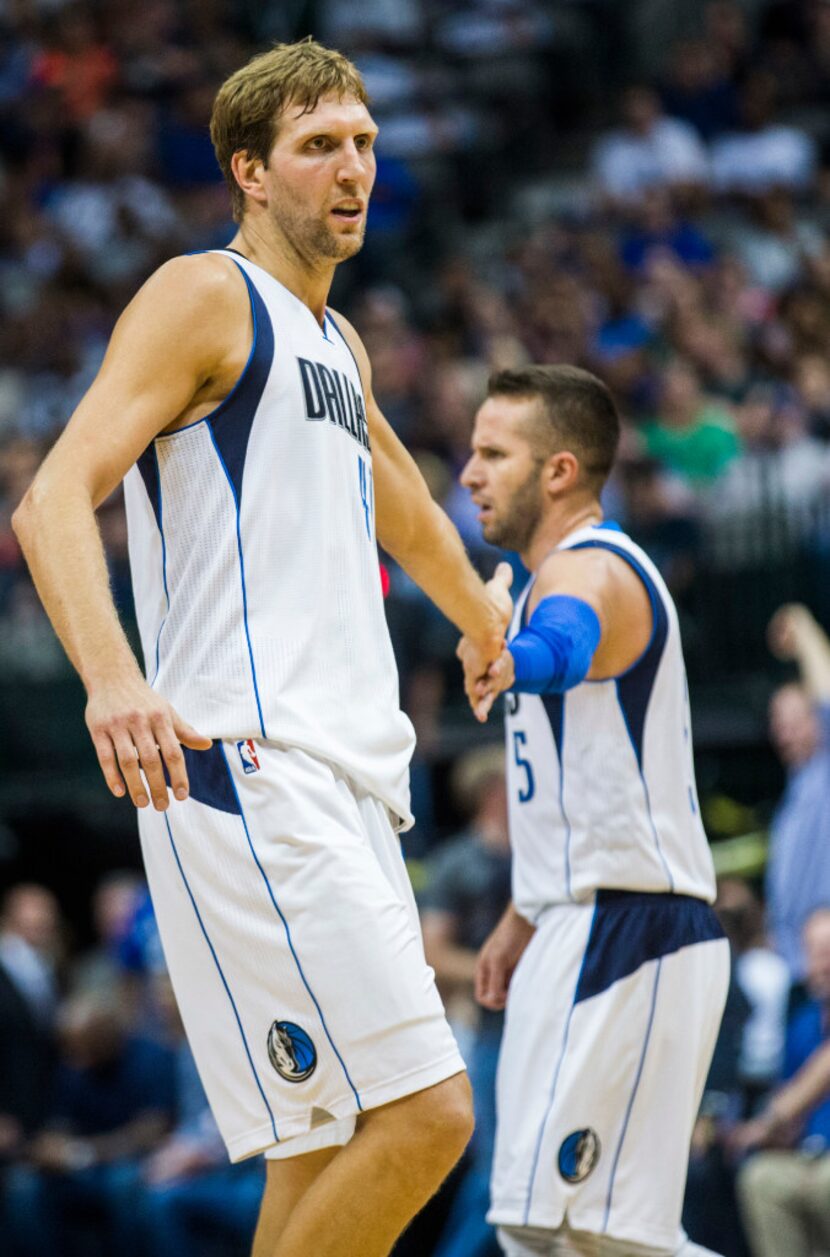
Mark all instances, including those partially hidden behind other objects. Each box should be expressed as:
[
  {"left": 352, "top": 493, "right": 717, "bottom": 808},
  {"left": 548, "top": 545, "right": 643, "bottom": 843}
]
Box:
[
  {"left": 489, "top": 890, "right": 730, "bottom": 1251},
  {"left": 137, "top": 738, "right": 465, "bottom": 1162}
]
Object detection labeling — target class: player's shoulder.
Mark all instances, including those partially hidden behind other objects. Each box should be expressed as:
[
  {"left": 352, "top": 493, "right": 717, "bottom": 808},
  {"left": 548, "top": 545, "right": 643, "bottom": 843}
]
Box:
[
  {"left": 536, "top": 543, "right": 614, "bottom": 591},
  {"left": 139, "top": 251, "right": 247, "bottom": 314}
]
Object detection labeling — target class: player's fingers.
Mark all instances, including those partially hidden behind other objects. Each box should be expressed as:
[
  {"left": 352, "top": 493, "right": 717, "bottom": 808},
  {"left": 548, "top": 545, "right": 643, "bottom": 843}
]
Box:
[
  {"left": 173, "top": 715, "right": 212, "bottom": 751},
  {"left": 492, "top": 561, "right": 513, "bottom": 591},
  {"left": 474, "top": 693, "right": 496, "bottom": 722},
  {"left": 133, "top": 732, "right": 170, "bottom": 811},
  {"left": 91, "top": 733, "right": 126, "bottom": 799},
  {"left": 153, "top": 721, "right": 189, "bottom": 803},
  {"left": 112, "top": 734, "right": 149, "bottom": 808}
]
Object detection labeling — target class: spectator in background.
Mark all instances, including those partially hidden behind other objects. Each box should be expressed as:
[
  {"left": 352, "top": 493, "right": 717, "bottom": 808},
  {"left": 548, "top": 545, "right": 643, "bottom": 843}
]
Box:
[
  {"left": 766, "top": 605, "right": 830, "bottom": 980},
  {"left": 729, "top": 188, "right": 825, "bottom": 294},
  {"left": 710, "top": 71, "right": 817, "bottom": 196},
  {"left": 420, "top": 745, "right": 511, "bottom": 1257},
  {"left": 641, "top": 357, "right": 741, "bottom": 485},
  {"left": 70, "top": 872, "right": 145, "bottom": 1023},
  {"left": 0, "top": 883, "right": 62, "bottom": 1028},
  {"left": 736, "top": 907, "right": 830, "bottom": 1257},
  {"left": 659, "top": 37, "right": 739, "bottom": 141},
  {"left": 4, "top": 987, "right": 176, "bottom": 1256},
  {"left": 140, "top": 975, "right": 263, "bottom": 1257},
  {"left": 0, "top": 890, "right": 56, "bottom": 1194},
  {"left": 591, "top": 85, "right": 709, "bottom": 207},
  {"left": 683, "top": 877, "right": 789, "bottom": 1256},
  {"left": 717, "top": 878, "right": 791, "bottom": 1096}
]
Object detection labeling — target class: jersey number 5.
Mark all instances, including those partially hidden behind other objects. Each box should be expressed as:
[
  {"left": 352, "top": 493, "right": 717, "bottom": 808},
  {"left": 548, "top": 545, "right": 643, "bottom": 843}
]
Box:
[{"left": 512, "top": 730, "right": 535, "bottom": 803}]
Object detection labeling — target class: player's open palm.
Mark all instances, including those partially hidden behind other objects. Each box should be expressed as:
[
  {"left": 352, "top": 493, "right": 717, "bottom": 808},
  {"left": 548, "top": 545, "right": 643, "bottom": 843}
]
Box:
[
  {"left": 85, "top": 675, "right": 211, "bottom": 811},
  {"left": 475, "top": 904, "right": 536, "bottom": 1011}
]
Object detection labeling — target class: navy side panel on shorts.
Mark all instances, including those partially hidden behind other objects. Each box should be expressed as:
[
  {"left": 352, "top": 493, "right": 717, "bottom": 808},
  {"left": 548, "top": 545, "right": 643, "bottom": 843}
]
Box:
[
  {"left": 574, "top": 889, "right": 724, "bottom": 1004},
  {"left": 181, "top": 743, "right": 241, "bottom": 815}
]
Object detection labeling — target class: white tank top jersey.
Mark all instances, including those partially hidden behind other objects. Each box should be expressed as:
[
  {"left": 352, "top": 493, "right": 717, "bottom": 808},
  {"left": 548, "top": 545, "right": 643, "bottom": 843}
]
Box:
[
  {"left": 123, "top": 250, "right": 416, "bottom": 826},
  {"left": 505, "top": 522, "right": 716, "bottom": 918}
]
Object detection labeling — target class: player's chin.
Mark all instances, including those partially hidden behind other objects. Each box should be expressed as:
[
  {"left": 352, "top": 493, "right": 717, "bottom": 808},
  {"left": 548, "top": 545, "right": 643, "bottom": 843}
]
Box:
[{"left": 335, "top": 231, "right": 365, "bottom": 259}]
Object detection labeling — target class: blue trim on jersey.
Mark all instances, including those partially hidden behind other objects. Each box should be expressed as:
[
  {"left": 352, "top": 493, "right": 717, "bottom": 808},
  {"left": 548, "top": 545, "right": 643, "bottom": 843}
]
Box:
[
  {"left": 204, "top": 263, "right": 272, "bottom": 738},
  {"left": 150, "top": 448, "right": 169, "bottom": 685},
  {"left": 602, "top": 958, "right": 662, "bottom": 1234},
  {"left": 218, "top": 743, "right": 364, "bottom": 1113},
  {"left": 522, "top": 901, "right": 597, "bottom": 1224},
  {"left": 569, "top": 539, "right": 674, "bottom": 890},
  {"left": 208, "top": 265, "right": 273, "bottom": 497},
  {"left": 574, "top": 889, "right": 724, "bottom": 1005},
  {"left": 137, "top": 444, "right": 162, "bottom": 528},
  {"left": 540, "top": 693, "right": 574, "bottom": 901},
  {"left": 135, "top": 445, "right": 169, "bottom": 684},
  {"left": 163, "top": 813, "right": 279, "bottom": 1144},
  {"left": 207, "top": 424, "right": 266, "bottom": 739}
]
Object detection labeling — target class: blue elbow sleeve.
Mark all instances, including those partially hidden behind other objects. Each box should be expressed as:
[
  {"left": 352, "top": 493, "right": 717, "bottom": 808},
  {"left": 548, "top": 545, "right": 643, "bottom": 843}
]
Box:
[{"left": 509, "top": 595, "right": 601, "bottom": 694}]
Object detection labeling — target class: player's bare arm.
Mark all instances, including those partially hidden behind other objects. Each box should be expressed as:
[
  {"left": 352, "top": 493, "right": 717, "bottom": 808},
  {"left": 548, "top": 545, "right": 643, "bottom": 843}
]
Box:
[
  {"left": 460, "top": 546, "right": 653, "bottom": 720},
  {"left": 332, "top": 311, "right": 512, "bottom": 655},
  {"left": 11, "top": 253, "right": 250, "bottom": 810}
]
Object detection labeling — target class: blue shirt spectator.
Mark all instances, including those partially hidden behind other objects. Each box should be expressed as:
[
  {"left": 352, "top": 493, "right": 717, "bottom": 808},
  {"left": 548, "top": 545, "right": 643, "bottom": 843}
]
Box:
[{"left": 764, "top": 606, "right": 830, "bottom": 979}]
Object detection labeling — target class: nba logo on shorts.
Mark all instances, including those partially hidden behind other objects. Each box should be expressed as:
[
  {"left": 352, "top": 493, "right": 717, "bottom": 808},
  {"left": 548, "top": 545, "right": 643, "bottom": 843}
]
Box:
[{"left": 236, "top": 739, "right": 260, "bottom": 774}]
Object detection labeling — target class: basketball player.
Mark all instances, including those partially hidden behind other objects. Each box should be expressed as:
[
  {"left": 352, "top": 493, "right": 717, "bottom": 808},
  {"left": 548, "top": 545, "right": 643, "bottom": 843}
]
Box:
[
  {"left": 12, "top": 41, "right": 513, "bottom": 1257},
  {"left": 457, "top": 366, "right": 729, "bottom": 1257}
]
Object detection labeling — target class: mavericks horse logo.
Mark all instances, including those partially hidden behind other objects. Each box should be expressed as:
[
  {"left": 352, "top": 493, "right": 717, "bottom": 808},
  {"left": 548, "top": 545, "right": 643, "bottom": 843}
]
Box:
[
  {"left": 267, "top": 1020, "right": 317, "bottom": 1082},
  {"left": 558, "top": 1128, "right": 601, "bottom": 1183}
]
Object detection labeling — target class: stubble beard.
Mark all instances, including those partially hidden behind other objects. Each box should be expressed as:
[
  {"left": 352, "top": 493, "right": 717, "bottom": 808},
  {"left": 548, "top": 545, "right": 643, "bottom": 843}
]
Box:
[
  {"left": 271, "top": 192, "right": 366, "bottom": 265},
  {"left": 482, "top": 466, "right": 544, "bottom": 553}
]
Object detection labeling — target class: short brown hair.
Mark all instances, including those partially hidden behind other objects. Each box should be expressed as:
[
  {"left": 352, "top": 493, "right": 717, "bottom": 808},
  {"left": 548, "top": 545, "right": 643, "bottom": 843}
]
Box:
[
  {"left": 210, "top": 38, "right": 369, "bottom": 222},
  {"left": 487, "top": 364, "right": 621, "bottom": 489}
]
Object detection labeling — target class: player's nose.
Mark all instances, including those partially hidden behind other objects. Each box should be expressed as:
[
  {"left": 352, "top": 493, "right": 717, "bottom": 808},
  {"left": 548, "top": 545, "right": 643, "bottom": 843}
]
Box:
[{"left": 460, "top": 455, "right": 479, "bottom": 488}]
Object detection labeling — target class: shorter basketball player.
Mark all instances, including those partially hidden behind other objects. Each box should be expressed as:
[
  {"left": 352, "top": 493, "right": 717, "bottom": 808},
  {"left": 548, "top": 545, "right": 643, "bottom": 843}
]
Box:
[{"left": 457, "top": 366, "right": 729, "bottom": 1257}]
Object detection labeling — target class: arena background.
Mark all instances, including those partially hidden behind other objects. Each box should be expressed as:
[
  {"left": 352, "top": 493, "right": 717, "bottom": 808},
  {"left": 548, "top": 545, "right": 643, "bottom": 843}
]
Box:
[{"left": 0, "top": 1, "right": 828, "bottom": 1254}]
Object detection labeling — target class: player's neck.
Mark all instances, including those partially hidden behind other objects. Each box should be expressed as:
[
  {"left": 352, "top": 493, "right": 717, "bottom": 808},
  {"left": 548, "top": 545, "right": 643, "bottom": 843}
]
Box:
[
  {"left": 521, "top": 500, "right": 604, "bottom": 572},
  {"left": 229, "top": 224, "right": 335, "bottom": 326}
]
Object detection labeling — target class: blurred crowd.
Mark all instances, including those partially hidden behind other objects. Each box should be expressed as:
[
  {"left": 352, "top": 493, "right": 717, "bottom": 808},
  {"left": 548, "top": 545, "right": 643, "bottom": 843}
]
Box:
[{"left": 3, "top": 0, "right": 830, "bottom": 1253}]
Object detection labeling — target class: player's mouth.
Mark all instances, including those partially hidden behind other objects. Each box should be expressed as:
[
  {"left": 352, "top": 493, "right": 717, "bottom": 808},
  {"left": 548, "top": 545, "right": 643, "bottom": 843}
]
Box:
[{"left": 330, "top": 201, "right": 365, "bottom": 222}]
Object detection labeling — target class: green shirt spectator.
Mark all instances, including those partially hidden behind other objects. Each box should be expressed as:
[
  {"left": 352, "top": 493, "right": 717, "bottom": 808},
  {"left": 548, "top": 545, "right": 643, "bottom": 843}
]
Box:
[{"left": 643, "top": 359, "right": 741, "bottom": 484}]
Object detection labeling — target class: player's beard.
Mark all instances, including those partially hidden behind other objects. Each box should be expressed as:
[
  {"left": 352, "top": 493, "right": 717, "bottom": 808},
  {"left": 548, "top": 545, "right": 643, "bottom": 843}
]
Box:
[
  {"left": 483, "top": 463, "right": 545, "bottom": 553},
  {"left": 269, "top": 188, "right": 366, "bottom": 264}
]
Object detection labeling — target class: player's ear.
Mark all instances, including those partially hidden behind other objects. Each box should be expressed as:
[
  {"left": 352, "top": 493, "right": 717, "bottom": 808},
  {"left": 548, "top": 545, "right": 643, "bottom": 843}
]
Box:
[
  {"left": 544, "top": 451, "right": 579, "bottom": 497},
  {"left": 231, "top": 150, "right": 268, "bottom": 209}
]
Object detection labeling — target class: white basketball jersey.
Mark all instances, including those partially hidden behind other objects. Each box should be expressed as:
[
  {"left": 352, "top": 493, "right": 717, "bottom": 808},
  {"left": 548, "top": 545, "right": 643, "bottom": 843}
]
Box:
[
  {"left": 505, "top": 523, "right": 716, "bottom": 917},
  {"left": 123, "top": 250, "right": 415, "bottom": 825}
]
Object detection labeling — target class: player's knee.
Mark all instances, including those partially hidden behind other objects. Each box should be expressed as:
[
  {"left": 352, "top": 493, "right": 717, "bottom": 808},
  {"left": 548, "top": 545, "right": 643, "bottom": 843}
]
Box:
[
  {"left": 387, "top": 1073, "right": 474, "bottom": 1172},
  {"left": 424, "top": 1071, "right": 475, "bottom": 1155}
]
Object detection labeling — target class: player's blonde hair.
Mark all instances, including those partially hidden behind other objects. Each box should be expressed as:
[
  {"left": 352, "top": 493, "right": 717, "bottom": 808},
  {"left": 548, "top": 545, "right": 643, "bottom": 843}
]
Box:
[{"left": 210, "top": 38, "right": 369, "bottom": 222}]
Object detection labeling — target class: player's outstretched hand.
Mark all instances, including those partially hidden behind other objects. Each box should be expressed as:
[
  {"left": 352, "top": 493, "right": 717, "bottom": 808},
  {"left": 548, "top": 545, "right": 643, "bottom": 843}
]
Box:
[
  {"left": 475, "top": 904, "right": 536, "bottom": 1011},
  {"left": 85, "top": 675, "right": 212, "bottom": 811},
  {"left": 767, "top": 603, "right": 817, "bottom": 660}
]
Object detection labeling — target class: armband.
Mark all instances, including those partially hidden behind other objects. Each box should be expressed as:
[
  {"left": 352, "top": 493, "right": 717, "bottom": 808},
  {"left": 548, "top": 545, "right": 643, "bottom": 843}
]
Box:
[{"left": 509, "top": 595, "right": 601, "bottom": 694}]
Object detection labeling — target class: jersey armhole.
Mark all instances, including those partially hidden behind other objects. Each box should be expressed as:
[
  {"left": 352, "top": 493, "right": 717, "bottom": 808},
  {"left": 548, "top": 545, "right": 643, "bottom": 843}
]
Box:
[{"left": 568, "top": 541, "right": 664, "bottom": 680}]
